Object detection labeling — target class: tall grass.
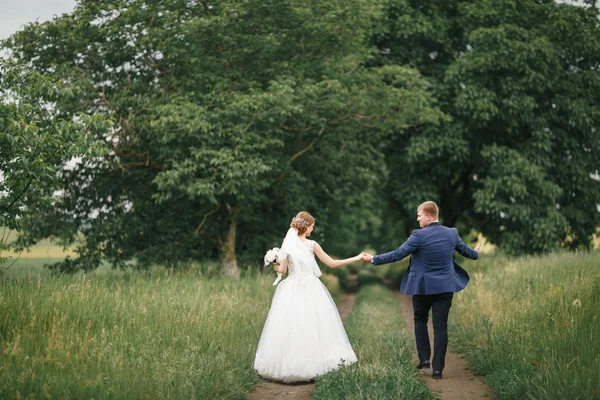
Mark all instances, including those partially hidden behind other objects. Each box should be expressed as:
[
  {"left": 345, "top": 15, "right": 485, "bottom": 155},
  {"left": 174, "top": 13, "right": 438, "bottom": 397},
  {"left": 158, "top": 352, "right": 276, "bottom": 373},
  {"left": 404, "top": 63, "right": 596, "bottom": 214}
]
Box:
[
  {"left": 1, "top": 258, "right": 114, "bottom": 278},
  {"left": 313, "top": 284, "right": 435, "bottom": 400},
  {"left": 0, "top": 268, "right": 276, "bottom": 399},
  {"left": 452, "top": 251, "right": 600, "bottom": 400}
]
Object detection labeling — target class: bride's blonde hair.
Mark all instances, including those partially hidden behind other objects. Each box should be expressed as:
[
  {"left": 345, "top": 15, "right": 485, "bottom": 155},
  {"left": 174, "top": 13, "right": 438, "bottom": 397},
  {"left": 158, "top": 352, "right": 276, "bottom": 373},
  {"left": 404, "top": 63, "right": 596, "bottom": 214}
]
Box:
[{"left": 290, "top": 211, "right": 315, "bottom": 234}]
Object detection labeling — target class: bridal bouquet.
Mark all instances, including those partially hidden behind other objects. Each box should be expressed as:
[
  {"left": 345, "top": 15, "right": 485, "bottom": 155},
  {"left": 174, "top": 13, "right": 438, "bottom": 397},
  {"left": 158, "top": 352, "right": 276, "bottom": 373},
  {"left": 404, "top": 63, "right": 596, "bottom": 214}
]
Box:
[{"left": 264, "top": 247, "right": 286, "bottom": 285}]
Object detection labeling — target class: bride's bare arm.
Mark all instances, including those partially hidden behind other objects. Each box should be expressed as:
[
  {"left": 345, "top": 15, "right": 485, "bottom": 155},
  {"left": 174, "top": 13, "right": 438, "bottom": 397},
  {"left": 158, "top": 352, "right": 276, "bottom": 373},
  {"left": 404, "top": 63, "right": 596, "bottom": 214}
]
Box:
[
  {"left": 275, "top": 256, "right": 288, "bottom": 274},
  {"left": 313, "top": 242, "right": 362, "bottom": 268}
]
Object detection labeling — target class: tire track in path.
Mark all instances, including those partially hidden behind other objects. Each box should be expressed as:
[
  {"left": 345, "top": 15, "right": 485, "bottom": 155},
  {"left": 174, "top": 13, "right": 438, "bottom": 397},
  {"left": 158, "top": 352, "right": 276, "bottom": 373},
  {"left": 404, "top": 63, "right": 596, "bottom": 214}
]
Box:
[
  {"left": 395, "top": 292, "right": 492, "bottom": 400},
  {"left": 247, "top": 292, "right": 356, "bottom": 400}
]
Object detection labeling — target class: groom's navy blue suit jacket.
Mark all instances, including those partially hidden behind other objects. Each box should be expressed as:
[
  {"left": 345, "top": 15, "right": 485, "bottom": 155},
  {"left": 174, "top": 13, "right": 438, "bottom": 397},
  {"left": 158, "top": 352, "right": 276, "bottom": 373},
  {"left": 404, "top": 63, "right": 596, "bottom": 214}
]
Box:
[{"left": 372, "top": 223, "right": 478, "bottom": 295}]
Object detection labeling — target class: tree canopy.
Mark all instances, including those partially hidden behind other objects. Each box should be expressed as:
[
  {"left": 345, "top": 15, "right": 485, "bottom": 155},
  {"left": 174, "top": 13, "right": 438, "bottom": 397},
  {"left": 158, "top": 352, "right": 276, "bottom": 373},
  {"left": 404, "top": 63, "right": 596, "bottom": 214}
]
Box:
[
  {"left": 0, "top": 61, "right": 110, "bottom": 267},
  {"left": 2, "top": 0, "right": 599, "bottom": 274},
  {"left": 369, "top": 0, "right": 600, "bottom": 254},
  {"left": 3, "top": 0, "right": 442, "bottom": 274}
]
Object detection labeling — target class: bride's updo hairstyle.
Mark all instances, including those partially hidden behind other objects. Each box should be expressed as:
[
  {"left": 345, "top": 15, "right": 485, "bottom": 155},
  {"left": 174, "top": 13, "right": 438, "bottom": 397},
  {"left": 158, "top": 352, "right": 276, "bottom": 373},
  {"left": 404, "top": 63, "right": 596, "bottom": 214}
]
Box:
[{"left": 290, "top": 211, "right": 315, "bottom": 234}]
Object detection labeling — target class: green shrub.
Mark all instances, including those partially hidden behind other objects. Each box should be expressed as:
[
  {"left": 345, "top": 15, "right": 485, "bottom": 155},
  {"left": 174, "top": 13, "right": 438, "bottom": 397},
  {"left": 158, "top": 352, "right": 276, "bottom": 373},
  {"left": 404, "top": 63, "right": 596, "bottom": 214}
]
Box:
[{"left": 356, "top": 270, "right": 384, "bottom": 288}]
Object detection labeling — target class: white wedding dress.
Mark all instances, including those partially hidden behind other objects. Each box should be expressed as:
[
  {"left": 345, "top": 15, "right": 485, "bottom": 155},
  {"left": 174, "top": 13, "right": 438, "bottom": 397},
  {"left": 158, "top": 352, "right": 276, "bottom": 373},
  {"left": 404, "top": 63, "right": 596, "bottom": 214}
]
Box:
[{"left": 254, "top": 228, "right": 357, "bottom": 383}]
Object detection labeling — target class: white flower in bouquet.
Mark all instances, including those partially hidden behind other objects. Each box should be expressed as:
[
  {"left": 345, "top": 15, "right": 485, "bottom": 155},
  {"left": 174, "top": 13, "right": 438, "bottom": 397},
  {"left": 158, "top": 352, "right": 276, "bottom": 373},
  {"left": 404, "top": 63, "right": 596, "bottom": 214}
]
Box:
[
  {"left": 264, "top": 247, "right": 283, "bottom": 266},
  {"left": 264, "top": 247, "right": 286, "bottom": 285}
]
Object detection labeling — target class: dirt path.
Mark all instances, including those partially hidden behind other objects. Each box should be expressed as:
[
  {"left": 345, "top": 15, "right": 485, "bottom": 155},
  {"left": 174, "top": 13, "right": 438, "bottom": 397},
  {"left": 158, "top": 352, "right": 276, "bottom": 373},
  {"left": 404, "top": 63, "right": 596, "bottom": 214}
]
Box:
[
  {"left": 395, "top": 292, "right": 492, "bottom": 400},
  {"left": 247, "top": 292, "right": 356, "bottom": 400}
]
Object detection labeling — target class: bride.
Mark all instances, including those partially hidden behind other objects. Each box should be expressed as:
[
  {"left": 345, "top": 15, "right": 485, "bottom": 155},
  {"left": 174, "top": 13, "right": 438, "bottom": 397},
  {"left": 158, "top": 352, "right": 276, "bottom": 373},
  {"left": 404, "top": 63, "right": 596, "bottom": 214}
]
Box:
[{"left": 254, "top": 211, "right": 360, "bottom": 383}]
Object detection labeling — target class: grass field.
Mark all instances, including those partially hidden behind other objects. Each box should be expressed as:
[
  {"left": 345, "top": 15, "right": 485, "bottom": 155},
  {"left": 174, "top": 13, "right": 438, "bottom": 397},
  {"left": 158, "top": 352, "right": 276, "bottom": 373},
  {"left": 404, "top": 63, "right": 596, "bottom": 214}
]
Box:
[
  {"left": 1, "top": 227, "right": 77, "bottom": 277},
  {"left": 0, "top": 267, "right": 276, "bottom": 399},
  {"left": 0, "top": 254, "right": 351, "bottom": 400},
  {"left": 0, "top": 254, "right": 427, "bottom": 399},
  {"left": 452, "top": 251, "right": 600, "bottom": 400},
  {"left": 4, "top": 235, "right": 600, "bottom": 399},
  {"left": 313, "top": 284, "right": 435, "bottom": 400},
  {"left": 1, "top": 228, "right": 77, "bottom": 258}
]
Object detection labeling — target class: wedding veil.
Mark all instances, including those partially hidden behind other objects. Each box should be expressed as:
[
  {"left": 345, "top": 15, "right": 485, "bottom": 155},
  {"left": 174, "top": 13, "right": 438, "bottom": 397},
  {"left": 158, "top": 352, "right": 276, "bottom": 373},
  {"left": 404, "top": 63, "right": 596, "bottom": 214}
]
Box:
[{"left": 280, "top": 227, "right": 322, "bottom": 279}]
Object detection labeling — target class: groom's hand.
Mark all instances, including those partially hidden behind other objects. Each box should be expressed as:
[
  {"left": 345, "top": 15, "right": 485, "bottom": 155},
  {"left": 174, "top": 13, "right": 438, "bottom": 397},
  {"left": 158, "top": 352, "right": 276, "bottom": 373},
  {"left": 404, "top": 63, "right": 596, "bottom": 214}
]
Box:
[
  {"left": 474, "top": 244, "right": 481, "bottom": 253},
  {"left": 361, "top": 252, "right": 373, "bottom": 263}
]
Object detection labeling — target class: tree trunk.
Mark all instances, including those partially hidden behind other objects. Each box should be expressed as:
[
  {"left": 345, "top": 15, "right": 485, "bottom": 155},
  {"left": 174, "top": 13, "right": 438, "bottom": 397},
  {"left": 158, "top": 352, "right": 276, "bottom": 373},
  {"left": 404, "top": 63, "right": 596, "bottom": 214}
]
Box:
[
  {"left": 219, "top": 203, "right": 240, "bottom": 279},
  {"left": 440, "top": 205, "right": 459, "bottom": 228},
  {"left": 440, "top": 167, "right": 474, "bottom": 227}
]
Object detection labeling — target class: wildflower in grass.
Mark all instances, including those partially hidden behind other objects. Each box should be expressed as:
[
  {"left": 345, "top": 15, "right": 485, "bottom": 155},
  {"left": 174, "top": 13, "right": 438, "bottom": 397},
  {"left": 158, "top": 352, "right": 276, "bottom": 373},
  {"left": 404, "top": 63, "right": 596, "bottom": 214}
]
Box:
[{"left": 572, "top": 299, "right": 581, "bottom": 308}]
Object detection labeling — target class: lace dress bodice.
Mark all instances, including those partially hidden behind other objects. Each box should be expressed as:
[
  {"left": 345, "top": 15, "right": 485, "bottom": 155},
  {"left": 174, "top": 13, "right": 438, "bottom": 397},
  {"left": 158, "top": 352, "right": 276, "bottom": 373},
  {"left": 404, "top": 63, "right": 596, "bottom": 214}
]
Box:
[{"left": 287, "top": 239, "right": 315, "bottom": 277}]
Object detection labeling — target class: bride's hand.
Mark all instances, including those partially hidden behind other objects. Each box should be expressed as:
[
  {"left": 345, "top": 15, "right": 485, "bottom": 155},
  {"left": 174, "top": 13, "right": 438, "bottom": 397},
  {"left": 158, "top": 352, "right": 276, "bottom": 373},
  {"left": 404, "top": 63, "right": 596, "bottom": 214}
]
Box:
[{"left": 361, "top": 252, "right": 373, "bottom": 263}]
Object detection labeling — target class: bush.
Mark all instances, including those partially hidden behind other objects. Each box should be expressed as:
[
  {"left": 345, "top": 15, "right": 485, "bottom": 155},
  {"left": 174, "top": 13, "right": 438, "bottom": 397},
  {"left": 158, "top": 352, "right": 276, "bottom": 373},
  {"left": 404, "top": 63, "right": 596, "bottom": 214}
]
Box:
[
  {"left": 329, "top": 267, "right": 349, "bottom": 290},
  {"left": 356, "top": 270, "right": 384, "bottom": 288}
]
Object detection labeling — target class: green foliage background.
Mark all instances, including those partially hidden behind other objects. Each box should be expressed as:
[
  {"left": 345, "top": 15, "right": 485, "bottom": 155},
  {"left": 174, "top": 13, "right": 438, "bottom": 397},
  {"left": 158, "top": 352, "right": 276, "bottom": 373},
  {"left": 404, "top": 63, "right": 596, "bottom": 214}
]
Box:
[{"left": 1, "top": 0, "right": 599, "bottom": 273}]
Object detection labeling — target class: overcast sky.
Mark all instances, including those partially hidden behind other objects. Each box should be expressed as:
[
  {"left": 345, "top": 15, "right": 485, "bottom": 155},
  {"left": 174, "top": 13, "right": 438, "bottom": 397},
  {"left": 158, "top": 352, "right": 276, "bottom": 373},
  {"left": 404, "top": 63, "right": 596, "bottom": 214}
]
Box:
[{"left": 0, "top": 0, "right": 76, "bottom": 40}]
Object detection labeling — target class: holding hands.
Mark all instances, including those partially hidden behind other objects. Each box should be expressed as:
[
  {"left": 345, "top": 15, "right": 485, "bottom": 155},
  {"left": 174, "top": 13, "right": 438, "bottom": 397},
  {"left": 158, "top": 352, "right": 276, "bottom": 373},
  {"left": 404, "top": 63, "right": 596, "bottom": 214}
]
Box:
[{"left": 361, "top": 252, "right": 373, "bottom": 263}]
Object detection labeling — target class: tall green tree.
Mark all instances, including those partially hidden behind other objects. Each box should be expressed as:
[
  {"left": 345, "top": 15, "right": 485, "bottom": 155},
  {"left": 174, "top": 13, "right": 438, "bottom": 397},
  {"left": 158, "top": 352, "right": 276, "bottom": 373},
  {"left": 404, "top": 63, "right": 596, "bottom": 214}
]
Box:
[
  {"left": 369, "top": 0, "right": 600, "bottom": 254},
  {"left": 4, "top": 0, "right": 442, "bottom": 274},
  {"left": 0, "top": 61, "right": 110, "bottom": 269}
]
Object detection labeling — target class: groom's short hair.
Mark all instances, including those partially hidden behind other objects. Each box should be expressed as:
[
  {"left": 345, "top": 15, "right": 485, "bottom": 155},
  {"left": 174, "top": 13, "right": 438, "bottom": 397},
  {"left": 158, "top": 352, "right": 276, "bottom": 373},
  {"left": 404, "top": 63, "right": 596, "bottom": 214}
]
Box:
[{"left": 418, "top": 201, "right": 439, "bottom": 219}]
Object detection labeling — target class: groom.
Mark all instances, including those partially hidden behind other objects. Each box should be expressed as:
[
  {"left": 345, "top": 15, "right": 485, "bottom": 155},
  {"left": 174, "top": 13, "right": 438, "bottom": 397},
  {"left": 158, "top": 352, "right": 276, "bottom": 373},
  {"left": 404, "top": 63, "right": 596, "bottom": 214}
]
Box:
[{"left": 362, "top": 201, "right": 480, "bottom": 379}]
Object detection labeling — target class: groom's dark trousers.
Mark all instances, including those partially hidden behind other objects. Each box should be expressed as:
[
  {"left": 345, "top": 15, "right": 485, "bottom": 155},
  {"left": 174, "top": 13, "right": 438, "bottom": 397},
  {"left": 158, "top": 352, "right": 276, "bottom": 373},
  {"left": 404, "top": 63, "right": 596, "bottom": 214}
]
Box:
[
  {"left": 413, "top": 292, "right": 453, "bottom": 372},
  {"left": 372, "top": 222, "right": 479, "bottom": 373}
]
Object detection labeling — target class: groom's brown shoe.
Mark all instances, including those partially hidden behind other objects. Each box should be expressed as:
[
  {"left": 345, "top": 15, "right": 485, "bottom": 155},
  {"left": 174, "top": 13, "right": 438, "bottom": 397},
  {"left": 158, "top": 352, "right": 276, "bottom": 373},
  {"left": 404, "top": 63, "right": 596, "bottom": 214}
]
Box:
[{"left": 417, "top": 361, "right": 431, "bottom": 369}]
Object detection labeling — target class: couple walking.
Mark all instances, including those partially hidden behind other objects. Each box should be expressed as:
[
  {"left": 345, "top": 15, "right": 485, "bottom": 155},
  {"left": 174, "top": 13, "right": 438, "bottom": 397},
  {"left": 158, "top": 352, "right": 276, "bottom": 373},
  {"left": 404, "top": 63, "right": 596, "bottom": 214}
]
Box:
[{"left": 253, "top": 201, "right": 480, "bottom": 383}]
